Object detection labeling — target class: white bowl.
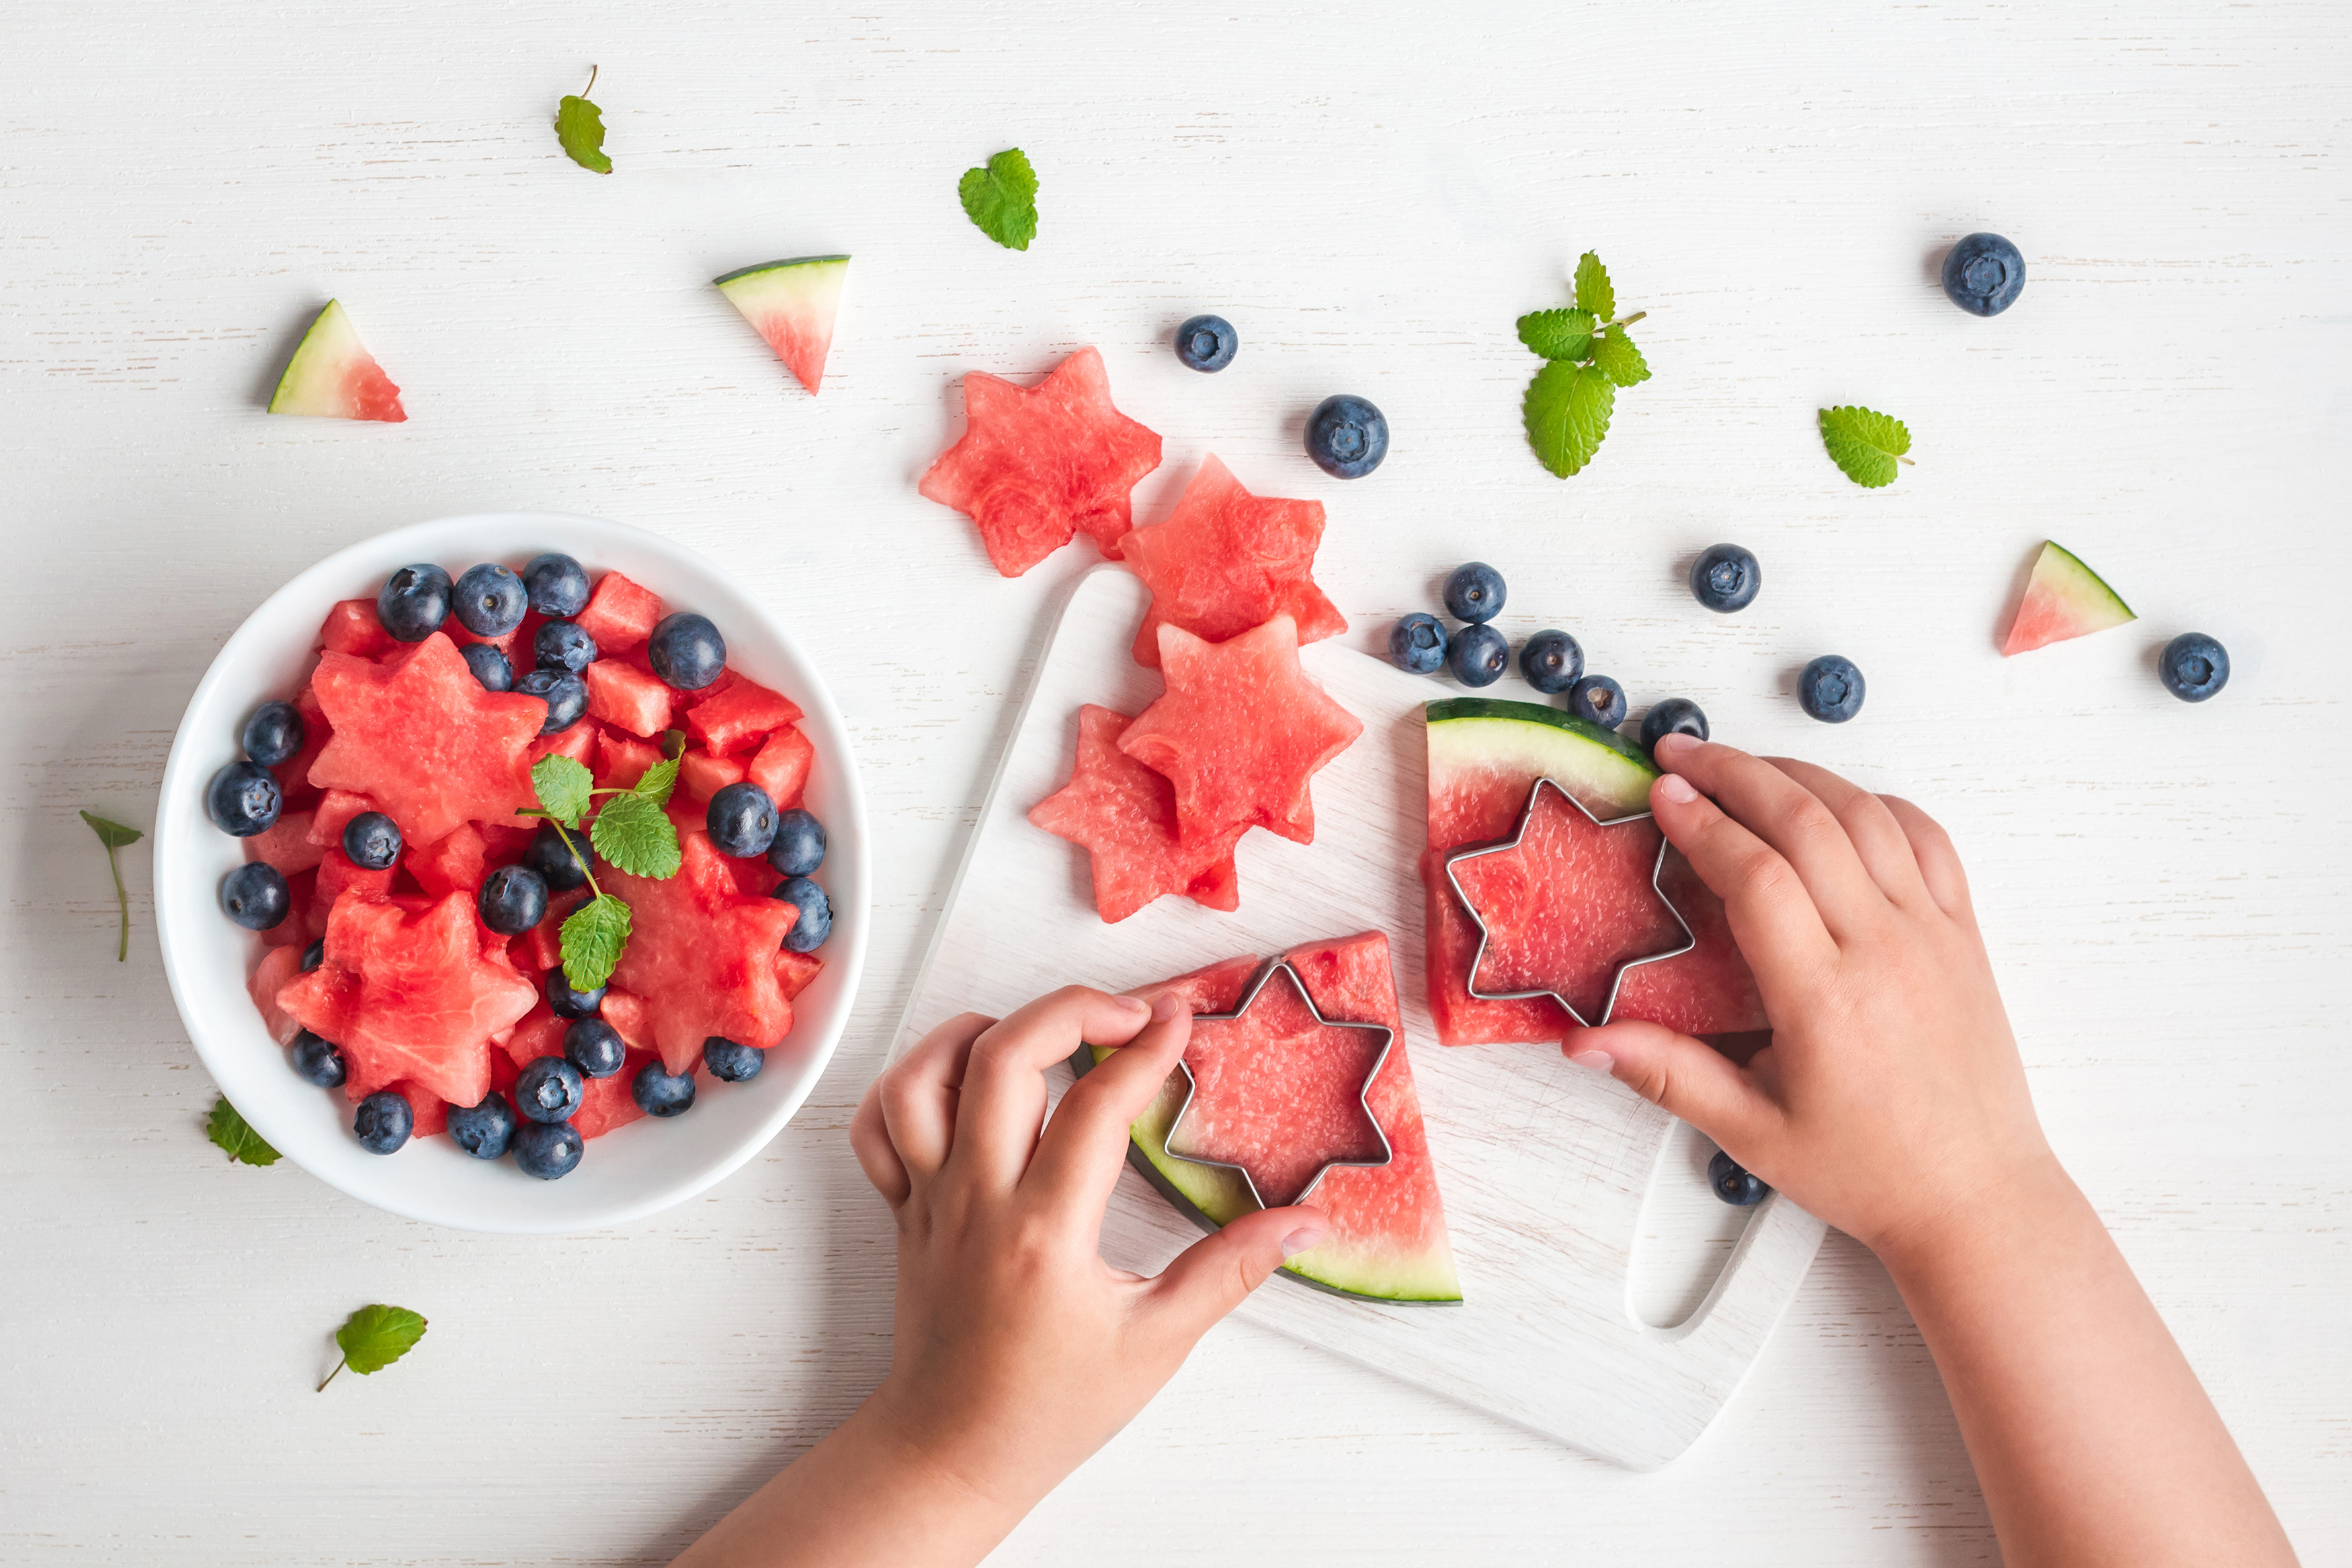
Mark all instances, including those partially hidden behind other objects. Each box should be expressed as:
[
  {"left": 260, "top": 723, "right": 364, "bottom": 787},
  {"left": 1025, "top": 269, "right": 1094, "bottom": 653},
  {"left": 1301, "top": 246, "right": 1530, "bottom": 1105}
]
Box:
[{"left": 155, "top": 512, "right": 868, "bottom": 1233}]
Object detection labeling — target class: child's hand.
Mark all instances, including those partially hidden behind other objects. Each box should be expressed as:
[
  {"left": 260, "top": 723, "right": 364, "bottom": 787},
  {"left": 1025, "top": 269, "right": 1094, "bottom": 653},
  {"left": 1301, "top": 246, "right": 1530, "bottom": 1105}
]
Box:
[{"left": 1567, "top": 733, "right": 2056, "bottom": 1256}]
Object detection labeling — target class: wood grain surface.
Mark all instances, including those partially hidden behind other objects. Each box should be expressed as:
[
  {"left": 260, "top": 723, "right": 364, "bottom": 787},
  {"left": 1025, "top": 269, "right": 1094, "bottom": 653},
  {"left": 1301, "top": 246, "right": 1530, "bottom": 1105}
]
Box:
[{"left": 1, "top": 1, "right": 2345, "bottom": 1562}]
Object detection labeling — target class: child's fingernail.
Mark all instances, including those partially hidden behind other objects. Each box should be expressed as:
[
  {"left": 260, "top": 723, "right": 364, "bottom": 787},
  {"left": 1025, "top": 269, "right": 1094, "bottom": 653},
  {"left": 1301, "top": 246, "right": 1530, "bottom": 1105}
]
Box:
[
  {"left": 1654, "top": 732, "right": 1698, "bottom": 760},
  {"left": 1117, "top": 993, "right": 1152, "bottom": 1016},
  {"left": 1656, "top": 773, "right": 1698, "bottom": 805},
  {"left": 1282, "top": 1223, "right": 1327, "bottom": 1258},
  {"left": 1568, "top": 1049, "right": 1615, "bottom": 1073},
  {"left": 1151, "top": 991, "right": 1185, "bottom": 1022}
]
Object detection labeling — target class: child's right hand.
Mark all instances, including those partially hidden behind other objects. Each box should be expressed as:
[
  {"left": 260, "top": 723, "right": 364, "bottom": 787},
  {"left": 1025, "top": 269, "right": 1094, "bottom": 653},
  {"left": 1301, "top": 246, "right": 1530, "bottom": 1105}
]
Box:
[{"left": 1567, "top": 732, "right": 2058, "bottom": 1258}]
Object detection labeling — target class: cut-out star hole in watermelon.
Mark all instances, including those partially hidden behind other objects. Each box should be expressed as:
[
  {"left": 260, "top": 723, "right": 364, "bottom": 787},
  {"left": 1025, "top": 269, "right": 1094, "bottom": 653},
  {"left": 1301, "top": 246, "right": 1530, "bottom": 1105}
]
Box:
[
  {"left": 1027, "top": 703, "right": 1243, "bottom": 922},
  {"left": 1165, "top": 959, "right": 1394, "bottom": 1211},
  {"left": 601, "top": 830, "right": 800, "bottom": 1074},
  {"left": 305, "top": 631, "right": 548, "bottom": 847},
  {"left": 1118, "top": 615, "right": 1363, "bottom": 846},
  {"left": 1118, "top": 453, "right": 1348, "bottom": 670},
  {"left": 917, "top": 345, "right": 1163, "bottom": 577},
  {"left": 1443, "top": 777, "right": 1694, "bottom": 1027}
]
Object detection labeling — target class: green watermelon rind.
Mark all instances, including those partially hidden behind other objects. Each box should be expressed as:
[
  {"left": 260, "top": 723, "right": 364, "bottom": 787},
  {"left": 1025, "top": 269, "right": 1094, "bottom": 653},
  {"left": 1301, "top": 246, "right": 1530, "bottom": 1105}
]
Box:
[
  {"left": 1071, "top": 1044, "right": 1461, "bottom": 1305},
  {"left": 267, "top": 300, "right": 382, "bottom": 417},
  {"left": 1425, "top": 697, "right": 1660, "bottom": 819},
  {"left": 712, "top": 254, "right": 852, "bottom": 290}
]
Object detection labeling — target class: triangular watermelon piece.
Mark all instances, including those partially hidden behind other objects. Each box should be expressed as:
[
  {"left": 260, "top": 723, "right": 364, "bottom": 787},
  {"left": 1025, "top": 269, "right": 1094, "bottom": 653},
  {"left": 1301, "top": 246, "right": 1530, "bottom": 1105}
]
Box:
[
  {"left": 1119, "top": 455, "right": 1348, "bottom": 669},
  {"left": 1027, "top": 703, "right": 1243, "bottom": 922},
  {"left": 714, "top": 256, "right": 849, "bottom": 395},
  {"left": 267, "top": 300, "right": 407, "bottom": 423},
  {"left": 2003, "top": 541, "right": 2136, "bottom": 656},
  {"left": 601, "top": 830, "right": 800, "bottom": 1074}
]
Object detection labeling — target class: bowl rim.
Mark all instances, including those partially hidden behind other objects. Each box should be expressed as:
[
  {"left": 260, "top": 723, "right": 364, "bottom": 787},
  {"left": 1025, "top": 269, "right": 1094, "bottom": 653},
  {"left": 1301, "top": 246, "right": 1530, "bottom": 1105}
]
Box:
[{"left": 153, "top": 511, "right": 869, "bottom": 1233}]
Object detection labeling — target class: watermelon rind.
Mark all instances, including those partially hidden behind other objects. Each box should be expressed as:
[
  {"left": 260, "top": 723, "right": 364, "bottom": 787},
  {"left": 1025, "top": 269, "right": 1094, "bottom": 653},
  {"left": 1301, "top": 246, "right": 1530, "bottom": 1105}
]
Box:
[
  {"left": 1426, "top": 697, "right": 1659, "bottom": 820},
  {"left": 2002, "top": 540, "right": 2136, "bottom": 657},
  {"left": 267, "top": 299, "right": 404, "bottom": 421},
  {"left": 714, "top": 255, "right": 850, "bottom": 394},
  {"left": 1072, "top": 1043, "right": 1461, "bottom": 1305}
]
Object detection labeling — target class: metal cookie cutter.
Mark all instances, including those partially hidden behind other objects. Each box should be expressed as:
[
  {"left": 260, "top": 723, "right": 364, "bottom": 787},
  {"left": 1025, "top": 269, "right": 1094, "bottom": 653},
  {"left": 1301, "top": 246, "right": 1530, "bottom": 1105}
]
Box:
[
  {"left": 1441, "top": 775, "right": 1696, "bottom": 1029},
  {"left": 1161, "top": 957, "right": 1396, "bottom": 1211}
]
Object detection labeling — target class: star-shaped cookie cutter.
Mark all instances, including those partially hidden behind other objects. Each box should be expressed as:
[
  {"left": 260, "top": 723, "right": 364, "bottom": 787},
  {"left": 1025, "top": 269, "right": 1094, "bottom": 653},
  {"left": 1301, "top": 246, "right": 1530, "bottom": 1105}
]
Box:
[
  {"left": 1441, "top": 775, "right": 1697, "bottom": 1029},
  {"left": 1161, "top": 957, "right": 1396, "bottom": 1211}
]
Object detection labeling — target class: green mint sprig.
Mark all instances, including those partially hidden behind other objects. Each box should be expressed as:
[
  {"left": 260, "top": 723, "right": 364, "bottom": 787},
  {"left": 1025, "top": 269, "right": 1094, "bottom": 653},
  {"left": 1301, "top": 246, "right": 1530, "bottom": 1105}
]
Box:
[
  {"left": 959, "top": 148, "right": 1038, "bottom": 251},
  {"left": 206, "top": 1096, "right": 281, "bottom": 1167},
  {"left": 319, "top": 1304, "right": 426, "bottom": 1392},
  {"left": 81, "top": 810, "right": 143, "bottom": 961},
  {"left": 1519, "top": 251, "right": 1650, "bottom": 478},
  {"left": 517, "top": 740, "right": 685, "bottom": 991},
  {"left": 1818, "top": 404, "right": 1914, "bottom": 488},
  {"left": 556, "top": 65, "right": 612, "bottom": 174}
]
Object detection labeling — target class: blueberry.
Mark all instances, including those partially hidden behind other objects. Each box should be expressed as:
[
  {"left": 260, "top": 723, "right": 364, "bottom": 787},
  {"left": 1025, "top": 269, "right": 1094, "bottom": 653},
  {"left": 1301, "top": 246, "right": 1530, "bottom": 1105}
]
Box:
[
  {"left": 1446, "top": 623, "right": 1510, "bottom": 687},
  {"left": 1940, "top": 232, "right": 2025, "bottom": 318},
  {"left": 704, "top": 1037, "right": 765, "bottom": 1082},
  {"left": 534, "top": 619, "right": 598, "bottom": 674},
  {"left": 564, "top": 1018, "right": 626, "bottom": 1079},
  {"left": 513, "top": 1119, "right": 583, "bottom": 1179},
  {"left": 300, "top": 938, "right": 325, "bottom": 973},
  {"left": 220, "top": 863, "right": 290, "bottom": 930},
  {"left": 1568, "top": 674, "right": 1628, "bottom": 729},
  {"left": 767, "top": 809, "right": 827, "bottom": 878},
  {"left": 707, "top": 781, "right": 779, "bottom": 859},
  {"left": 1443, "top": 562, "right": 1506, "bottom": 623},
  {"left": 241, "top": 700, "right": 305, "bottom": 768},
  {"left": 1520, "top": 629, "right": 1584, "bottom": 695},
  {"left": 522, "top": 552, "right": 591, "bottom": 619},
  {"left": 772, "top": 876, "right": 832, "bottom": 953},
  {"left": 1304, "top": 394, "right": 1389, "bottom": 480},
  {"left": 524, "top": 823, "right": 595, "bottom": 891},
  {"left": 1689, "top": 544, "right": 1761, "bottom": 613},
  {"left": 1174, "top": 313, "right": 1238, "bottom": 372},
  {"left": 633, "top": 1061, "right": 698, "bottom": 1118},
  {"left": 377, "top": 564, "right": 452, "bottom": 644},
  {"left": 1639, "top": 698, "right": 1710, "bottom": 751},
  {"left": 546, "top": 971, "right": 605, "bottom": 1020},
  {"left": 515, "top": 668, "right": 588, "bottom": 734},
  {"left": 1798, "top": 655, "right": 1865, "bottom": 723},
  {"left": 354, "top": 1090, "right": 413, "bottom": 1154},
  {"left": 452, "top": 563, "right": 529, "bottom": 637},
  {"left": 648, "top": 613, "right": 726, "bottom": 692},
  {"left": 477, "top": 865, "right": 548, "bottom": 935},
  {"left": 341, "top": 811, "right": 402, "bottom": 871},
  {"left": 2159, "top": 632, "right": 2230, "bottom": 703},
  {"left": 1388, "top": 613, "right": 1448, "bottom": 674},
  {"left": 447, "top": 1094, "right": 519, "bottom": 1160},
  {"left": 290, "top": 1029, "right": 345, "bottom": 1088},
  {"left": 205, "top": 760, "right": 282, "bottom": 837},
  {"left": 1709, "top": 1149, "right": 1769, "bottom": 1207},
  {"left": 461, "top": 642, "right": 513, "bottom": 692},
  {"left": 515, "top": 1056, "right": 586, "bottom": 1124}
]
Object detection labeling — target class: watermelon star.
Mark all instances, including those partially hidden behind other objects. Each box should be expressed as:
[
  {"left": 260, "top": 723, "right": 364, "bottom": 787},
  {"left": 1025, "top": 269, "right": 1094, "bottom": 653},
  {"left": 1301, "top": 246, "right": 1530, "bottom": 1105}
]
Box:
[
  {"left": 1028, "top": 704, "right": 1244, "bottom": 923},
  {"left": 1117, "top": 454, "right": 1348, "bottom": 670},
  {"left": 1443, "top": 777, "right": 1693, "bottom": 1027},
  {"left": 1118, "top": 615, "right": 1363, "bottom": 846},
  {"left": 918, "top": 346, "right": 1163, "bottom": 576},
  {"left": 600, "top": 830, "right": 800, "bottom": 1074},
  {"left": 306, "top": 632, "right": 548, "bottom": 848}
]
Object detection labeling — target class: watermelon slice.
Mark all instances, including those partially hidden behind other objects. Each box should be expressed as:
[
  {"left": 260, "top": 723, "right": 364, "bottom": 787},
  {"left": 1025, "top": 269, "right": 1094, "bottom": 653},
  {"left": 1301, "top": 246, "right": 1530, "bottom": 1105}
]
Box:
[
  {"left": 918, "top": 347, "right": 1164, "bottom": 576},
  {"left": 1081, "top": 930, "right": 1461, "bottom": 1303},
  {"left": 1118, "top": 615, "right": 1363, "bottom": 846},
  {"left": 685, "top": 676, "right": 802, "bottom": 757},
  {"left": 601, "top": 830, "right": 800, "bottom": 1074},
  {"left": 1118, "top": 455, "right": 1347, "bottom": 670},
  {"left": 1028, "top": 703, "right": 1243, "bottom": 922},
  {"left": 582, "top": 658, "right": 673, "bottom": 737},
  {"left": 2002, "top": 540, "right": 2136, "bottom": 656},
  {"left": 575, "top": 571, "right": 663, "bottom": 653},
  {"left": 1421, "top": 699, "right": 1763, "bottom": 1045},
  {"left": 267, "top": 300, "right": 407, "bottom": 423},
  {"left": 714, "top": 256, "right": 849, "bottom": 395}
]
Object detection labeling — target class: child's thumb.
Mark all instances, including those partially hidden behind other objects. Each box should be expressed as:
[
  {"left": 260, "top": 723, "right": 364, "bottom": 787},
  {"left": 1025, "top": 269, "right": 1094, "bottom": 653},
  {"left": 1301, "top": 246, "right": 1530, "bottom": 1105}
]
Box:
[
  {"left": 1148, "top": 1204, "right": 1326, "bottom": 1343},
  {"left": 1565, "top": 1019, "right": 1773, "bottom": 1156}
]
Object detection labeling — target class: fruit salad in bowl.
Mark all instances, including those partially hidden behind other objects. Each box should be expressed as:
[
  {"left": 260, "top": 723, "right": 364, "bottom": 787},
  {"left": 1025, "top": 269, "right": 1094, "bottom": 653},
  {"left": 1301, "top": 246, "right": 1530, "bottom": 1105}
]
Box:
[{"left": 155, "top": 512, "right": 866, "bottom": 1233}]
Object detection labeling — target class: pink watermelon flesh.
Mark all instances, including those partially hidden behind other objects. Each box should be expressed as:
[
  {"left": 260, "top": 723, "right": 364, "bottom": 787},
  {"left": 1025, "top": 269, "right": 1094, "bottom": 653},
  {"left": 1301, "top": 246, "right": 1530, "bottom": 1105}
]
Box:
[
  {"left": 601, "top": 830, "right": 800, "bottom": 1074},
  {"left": 583, "top": 658, "right": 672, "bottom": 737},
  {"left": 1118, "top": 454, "right": 1348, "bottom": 669},
  {"left": 306, "top": 789, "right": 378, "bottom": 850},
  {"left": 575, "top": 572, "right": 663, "bottom": 653},
  {"left": 272, "top": 686, "right": 332, "bottom": 810},
  {"left": 245, "top": 810, "right": 325, "bottom": 877},
  {"left": 595, "top": 730, "right": 664, "bottom": 791},
  {"left": 747, "top": 727, "right": 814, "bottom": 808},
  {"left": 409, "top": 822, "right": 491, "bottom": 898},
  {"left": 685, "top": 676, "right": 802, "bottom": 757},
  {"left": 321, "top": 599, "right": 396, "bottom": 658},
  {"left": 714, "top": 256, "right": 848, "bottom": 396},
  {"left": 267, "top": 300, "right": 406, "bottom": 423},
  {"left": 679, "top": 748, "right": 747, "bottom": 805},
  {"left": 773, "top": 948, "right": 823, "bottom": 1001},
  {"left": 2003, "top": 540, "right": 2137, "bottom": 656},
  {"left": 248, "top": 945, "right": 306, "bottom": 1045},
  {"left": 307, "top": 850, "right": 396, "bottom": 939},
  {"left": 1028, "top": 703, "right": 1243, "bottom": 922},
  {"left": 918, "top": 347, "right": 1164, "bottom": 576}
]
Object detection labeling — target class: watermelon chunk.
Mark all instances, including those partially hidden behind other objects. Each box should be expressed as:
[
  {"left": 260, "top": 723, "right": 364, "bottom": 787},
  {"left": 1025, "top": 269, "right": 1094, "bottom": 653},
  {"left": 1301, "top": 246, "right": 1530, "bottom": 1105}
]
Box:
[
  {"left": 1028, "top": 703, "right": 1243, "bottom": 922},
  {"left": 272, "top": 686, "right": 332, "bottom": 810},
  {"left": 746, "top": 727, "right": 814, "bottom": 808},
  {"left": 258, "top": 868, "right": 318, "bottom": 948},
  {"left": 714, "top": 255, "right": 849, "bottom": 395},
  {"left": 321, "top": 599, "right": 395, "bottom": 658},
  {"left": 388, "top": 1086, "right": 450, "bottom": 1139},
  {"left": 773, "top": 948, "right": 823, "bottom": 1000},
  {"left": 2002, "top": 540, "right": 2137, "bottom": 656},
  {"left": 918, "top": 347, "right": 1164, "bottom": 576},
  {"left": 1085, "top": 930, "right": 1461, "bottom": 1304},
  {"left": 409, "top": 822, "right": 492, "bottom": 898},
  {"left": 684, "top": 677, "right": 803, "bottom": 757},
  {"left": 244, "top": 810, "right": 325, "bottom": 877},
  {"left": 267, "top": 300, "right": 407, "bottom": 423},
  {"left": 679, "top": 749, "right": 748, "bottom": 805},
  {"left": 307, "top": 849, "right": 396, "bottom": 939},
  {"left": 582, "top": 658, "right": 673, "bottom": 737},
  {"left": 306, "top": 789, "right": 380, "bottom": 851},
  {"left": 599, "top": 988, "right": 658, "bottom": 1056},
  {"left": 573, "top": 1054, "right": 654, "bottom": 1139},
  {"left": 601, "top": 830, "right": 800, "bottom": 1074},
  {"left": 1118, "top": 455, "right": 1347, "bottom": 670},
  {"left": 247, "top": 945, "right": 307, "bottom": 1045},
  {"left": 501, "top": 1003, "right": 569, "bottom": 1070},
  {"left": 575, "top": 572, "right": 663, "bottom": 652},
  {"left": 306, "top": 632, "right": 546, "bottom": 848},
  {"left": 1118, "top": 615, "right": 1363, "bottom": 846},
  {"left": 595, "top": 730, "right": 664, "bottom": 791},
  {"left": 530, "top": 720, "right": 597, "bottom": 771}
]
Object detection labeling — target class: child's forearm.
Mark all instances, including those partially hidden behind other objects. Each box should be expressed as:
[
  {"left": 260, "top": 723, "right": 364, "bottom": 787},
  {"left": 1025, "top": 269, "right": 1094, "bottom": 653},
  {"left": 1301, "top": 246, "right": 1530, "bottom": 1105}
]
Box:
[{"left": 1876, "top": 1154, "right": 2298, "bottom": 1567}]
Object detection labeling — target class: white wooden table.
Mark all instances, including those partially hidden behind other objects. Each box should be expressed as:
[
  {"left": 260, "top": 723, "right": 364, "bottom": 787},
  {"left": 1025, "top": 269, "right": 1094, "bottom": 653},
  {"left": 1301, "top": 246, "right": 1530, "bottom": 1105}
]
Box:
[{"left": 3, "top": 3, "right": 2345, "bottom": 1561}]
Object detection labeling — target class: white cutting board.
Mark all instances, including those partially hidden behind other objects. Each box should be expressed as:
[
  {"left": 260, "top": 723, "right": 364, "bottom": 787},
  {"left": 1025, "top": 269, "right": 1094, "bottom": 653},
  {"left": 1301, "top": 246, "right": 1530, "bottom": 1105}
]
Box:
[{"left": 891, "top": 566, "right": 1826, "bottom": 1470}]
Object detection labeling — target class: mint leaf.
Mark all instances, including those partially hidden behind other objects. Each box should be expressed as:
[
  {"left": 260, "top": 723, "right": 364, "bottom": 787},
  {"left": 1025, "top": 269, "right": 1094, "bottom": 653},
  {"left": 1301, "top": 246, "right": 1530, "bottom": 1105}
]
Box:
[
  {"left": 82, "top": 810, "right": 142, "bottom": 961},
  {"left": 1517, "top": 308, "right": 1596, "bottom": 362},
  {"left": 532, "top": 754, "right": 594, "bottom": 829},
  {"left": 958, "top": 148, "right": 1038, "bottom": 251},
  {"left": 1591, "top": 326, "right": 1650, "bottom": 388},
  {"left": 1818, "top": 404, "right": 1913, "bottom": 488},
  {"left": 589, "top": 791, "right": 680, "bottom": 879},
  {"left": 632, "top": 755, "right": 680, "bottom": 810},
  {"left": 1523, "top": 361, "right": 1617, "bottom": 477},
  {"left": 81, "top": 811, "right": 143, "bottom": 851},
  {"left": 319, "top": 1304, "right": 427, "bottom": 1391},
  {"left": 206, "top": 1096, "right": 280, "bottom": 1167},
  {"left": 562, "top": 894, "right": 631, "bottom": 992},
  {"left": 555, "top": 67, "right": 611, "bottom": 174},
  {"left": 1574, "top": 252, "right": 1615, "bottom": 321}
]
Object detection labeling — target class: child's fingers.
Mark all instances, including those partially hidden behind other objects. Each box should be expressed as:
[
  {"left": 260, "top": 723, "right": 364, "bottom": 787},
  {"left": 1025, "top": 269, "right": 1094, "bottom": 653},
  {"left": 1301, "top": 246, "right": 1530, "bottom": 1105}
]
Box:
[
  {"left": 1144, "top": 1203, "right": 1327, "bottom": 1345},
  {"left": 949, "top": 986, "right": 1154, "bottom": 1190},
  {"left": 849, "top": 1079, "right": 911, "bottom": 1207},
  {"left": 1763, "top": 756, "right": 1933, "bottom": 910},
  {"left": 876, "top": 1012, "right": 995, "bottom": 1188},
  {"left": 1021, "top": 995, "right": 1192, "bottom": 1221},
  {"left": 1647, "top": 767, "right": 1838, "bottom": 982},
  {"left": 1562, "top": 1018, "right": 1780, "bottom": 1162},
  {"left": 1651, "top": 735, "right": 1884, "bottom": 938},
  {"left": 1880, "top": 795, "right": 1975, "bottom": 921}
]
